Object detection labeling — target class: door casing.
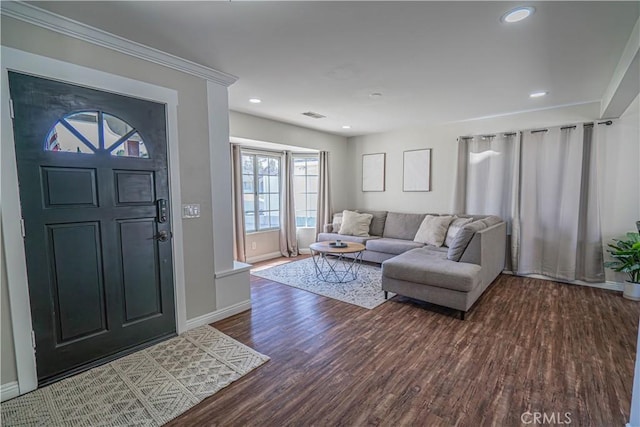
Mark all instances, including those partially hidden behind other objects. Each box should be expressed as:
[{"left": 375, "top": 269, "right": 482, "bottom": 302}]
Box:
[{"left": 1, "top": 46, "right": 188, "bottom": 396}]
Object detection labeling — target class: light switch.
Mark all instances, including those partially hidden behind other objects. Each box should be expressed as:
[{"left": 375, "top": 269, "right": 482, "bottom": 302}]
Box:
[{"left": 182, "top": 204, "right": 201, "bottom": 219}]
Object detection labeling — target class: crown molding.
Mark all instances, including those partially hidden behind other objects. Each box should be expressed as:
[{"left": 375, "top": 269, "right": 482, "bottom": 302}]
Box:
[{"left": 0, "top": 1, "right": 238, "bottom": 87}]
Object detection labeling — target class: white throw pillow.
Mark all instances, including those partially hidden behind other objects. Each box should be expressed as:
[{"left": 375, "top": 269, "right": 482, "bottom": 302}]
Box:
[
  {"left": 445, "top": 216, "right": 474, "bottom": 247},
  {"left": 332, "top": 213, "right": 343, "bottom": 233},
  {"left": 414, "top": 215, "right": 454, "bottom": 247},
  {"left": 338, "top": 210, "right": 373, "bottom": 237}
]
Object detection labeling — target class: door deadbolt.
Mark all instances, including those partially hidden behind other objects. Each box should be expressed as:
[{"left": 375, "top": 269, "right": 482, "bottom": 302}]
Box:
[{"left": 155, "top": 230, "right": 170, "bottom": 242}]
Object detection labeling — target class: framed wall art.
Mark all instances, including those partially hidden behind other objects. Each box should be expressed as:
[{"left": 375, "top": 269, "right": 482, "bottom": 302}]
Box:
[
  {"left": 362, "top": 153, "right": 386, "bottom": 192},
  {"left": 403, "top": 149, "right": 431, "bottom": 192}
]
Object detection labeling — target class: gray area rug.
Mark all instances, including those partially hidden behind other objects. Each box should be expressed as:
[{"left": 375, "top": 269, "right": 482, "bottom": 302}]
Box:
[
  {"left": 252, "top": 257, "right": 390, "bottom": 309},
  {"left": 1, "top": 325, "right": 269, "bottom": 426}
]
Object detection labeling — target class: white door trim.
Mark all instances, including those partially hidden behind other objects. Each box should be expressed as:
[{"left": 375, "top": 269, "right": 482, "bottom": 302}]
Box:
[{"left": 1, "top": 46, "right": 187, "bottom": 396}]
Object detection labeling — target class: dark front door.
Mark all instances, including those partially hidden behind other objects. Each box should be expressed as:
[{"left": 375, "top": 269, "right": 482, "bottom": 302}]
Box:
[{"left": 8, "top": 72, "right": 176, "bottom": 384}]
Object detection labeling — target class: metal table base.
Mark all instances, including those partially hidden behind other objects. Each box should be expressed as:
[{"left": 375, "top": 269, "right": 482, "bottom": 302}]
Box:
[{"left": 311, "top": 250, "right": 363, "bottom": 283}]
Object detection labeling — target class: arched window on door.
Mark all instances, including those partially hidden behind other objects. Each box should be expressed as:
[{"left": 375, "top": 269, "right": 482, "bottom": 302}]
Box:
[{"left": 44, "top": 110, "right": 149, "bottom": 158}]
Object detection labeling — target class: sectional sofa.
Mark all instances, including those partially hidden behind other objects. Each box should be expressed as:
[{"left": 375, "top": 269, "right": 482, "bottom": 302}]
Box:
[{"left": 317, "top": 210, "right": 506, "bottom": 319}]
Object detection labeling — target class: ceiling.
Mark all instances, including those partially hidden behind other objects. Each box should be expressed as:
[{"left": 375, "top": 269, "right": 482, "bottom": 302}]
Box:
[{"left": 27, "top": 1, "right": 639, "bottom": 137}]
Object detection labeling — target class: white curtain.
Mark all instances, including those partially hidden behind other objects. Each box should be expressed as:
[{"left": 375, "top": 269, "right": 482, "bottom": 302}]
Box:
[
  {"left": 454, "top": 125, "right": 605, "bottom": 282},
  {"left": 518, "top": 127, "right": 584, "bottom": 279},
  {"left": 316, "top": 151, "right": 332, "bottom": 236},
  {"left": 576, "top": 125, "right": 605, "bottom": 281},
  {"left": 465, "top": 133, "right": 519, "bottom": 227},
  {"left": 454, "top": 133, "right": 520, "bottom": 270},
  {"left": 231, "top": 144, "right": 246, "bottom": 262},
  {"left": 518, "top": 125, "right": 604, "bottom": 281},
  {"left": 279, "top": 151, "right": 298, "bottom": 257}
]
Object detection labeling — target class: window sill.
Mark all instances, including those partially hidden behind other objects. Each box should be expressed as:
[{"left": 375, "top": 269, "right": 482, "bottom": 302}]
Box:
[{"left": 245, "top": 229, "right": 280, "bottom": 236}]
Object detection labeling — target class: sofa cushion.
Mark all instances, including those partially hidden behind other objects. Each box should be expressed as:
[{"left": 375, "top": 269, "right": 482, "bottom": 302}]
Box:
[
  {"left": 447, "top": 220, "right": 488, "bottom": 261},
  {"left": 331, "top": 212, "right": 343, "bottom": 233},
  {"left": 339, "top": 210, "right": 373, "bottom": 237},
  {"left": 358, "top": 210, "right": 388, "bottom": 236},
  {"left": 382, "top": 248, "right": 482, "bottom": 292},
  {"left": 425, "top": 245, "right": 449, "bottom": 254},
  {"left": 317, "top": 232, "right": 379, "bottom": 245},
  {"left": 366, "top": 238, "right": 424, "bottom": 255},
  {"left": 383, "top": 212, "right": 428, "bottom": 240},
  {"left": 445, "top": 216, "right": 474, "bottom": 248},
  {"left": 414, "top": 215, "right": 454, "bottom": 247}
]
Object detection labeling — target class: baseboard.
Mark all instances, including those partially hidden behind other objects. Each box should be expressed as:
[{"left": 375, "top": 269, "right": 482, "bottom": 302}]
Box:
[
  {"left": 502, "top": 271, "right": 624, "bottom": 291},
  {"left": 185, "top": 300, "right": 252, "bottom": 330},
  {"left": 299, "top": 248, "right": 311, "bottom": 255},
  {"left": 585, "top": 280, "right": 625, "bottom": 292},
  {"left": 246, "top": 251, "right": 282, "bottom": 264},
  {"left": 1, "top": 381, "right": 19, "bottom": 402}
]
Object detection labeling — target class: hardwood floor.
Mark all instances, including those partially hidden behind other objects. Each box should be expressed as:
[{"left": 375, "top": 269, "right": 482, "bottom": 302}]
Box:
[{"left": 168, "top": 256, "right": 640, "bottom": 426}]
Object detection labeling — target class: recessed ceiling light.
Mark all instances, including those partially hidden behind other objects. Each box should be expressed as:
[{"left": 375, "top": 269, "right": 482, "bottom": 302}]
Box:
[
  {"left": 501, "top": 6, "right": 535, "bottom": 23},
  {"left": 369, "top": 92, "right": 383, "bottom": 98},
  {"left": 249, "top": 98, "right": 262, "bottom": 104},
  {"left": 529, "top": 91, "right": 548, "bottom": 98},
  {"left": 342, "top": 125, "right": 351, "bottom": 129}
]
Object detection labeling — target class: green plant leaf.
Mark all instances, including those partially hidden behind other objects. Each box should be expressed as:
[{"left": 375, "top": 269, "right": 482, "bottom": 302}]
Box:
[{"left": 606, "top": 233, "right": 640, "bottom": 282}]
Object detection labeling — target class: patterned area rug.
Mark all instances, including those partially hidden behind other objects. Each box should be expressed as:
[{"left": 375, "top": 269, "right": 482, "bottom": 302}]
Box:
[
  {"left": 1, "top": 326, "right": 268, "bottom": 426},
  {"left": 252, "top": 257, "right": 390, "bottom": 309}
]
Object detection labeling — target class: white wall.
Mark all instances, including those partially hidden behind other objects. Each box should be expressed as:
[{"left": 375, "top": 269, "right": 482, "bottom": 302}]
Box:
[
  {"left": 347, "top": 102, "right": 601, "bottom": 212},
  {"left": 599, "top": 94, "right": 640, "bottom": 282},
  {"left": 229, "top": 111, "right": 349, "bottom": 260},
  {"left": 0, "top": 221, "right": 16, "bottom": 387},
  {"left": 244, "top": 230, "right": 281, "bottom": 262}
]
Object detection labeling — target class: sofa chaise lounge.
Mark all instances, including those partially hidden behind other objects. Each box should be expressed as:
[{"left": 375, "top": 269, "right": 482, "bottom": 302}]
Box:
[{"left": 317, "top": 211, "right": 506, "bottom": 319}]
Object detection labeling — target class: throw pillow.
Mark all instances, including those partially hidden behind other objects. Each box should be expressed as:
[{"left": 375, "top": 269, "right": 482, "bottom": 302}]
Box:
[
  {"left": 447, "top": 220, "right": 487, "bottom": 261},
  {"left": 413, "top": 215, "right": 454, "bottom": 247},
  {"left": 445, "top": 216, "right": 474, "bottom": 248},
  {"left": 339, "top": 210, "right": 373, "bottom": 237},
  {"left": 332, "top": 212, "right": 344, "bottom": 233},
  {"left": 357, "top": 210, "right": 388, "bottom": 237}
]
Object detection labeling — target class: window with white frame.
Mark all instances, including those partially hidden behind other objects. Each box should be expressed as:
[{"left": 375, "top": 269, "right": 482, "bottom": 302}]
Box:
[
  {"left": 293, "top": 156, "right": 319, "bottom": 228},
  {"left": 242, "top": 153, "right": 280, "bottom": 232}
]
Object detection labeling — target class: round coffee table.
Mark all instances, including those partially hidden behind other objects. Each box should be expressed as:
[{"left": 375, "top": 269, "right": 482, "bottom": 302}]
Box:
[{"left": 309, "top": 241, "right": 365, "bottom": 283}]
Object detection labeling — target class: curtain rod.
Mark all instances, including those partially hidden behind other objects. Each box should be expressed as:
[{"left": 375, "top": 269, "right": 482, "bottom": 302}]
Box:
[
  {"left": 240, "top": 147, "right": 285, "bottom": 156},
  {"left": 459, "top": 132, "right": 517, "bottom": 140},
  {"left": 531, "top": 120, "right": 613, "bottom": 133},
  {"left": 239, "top": 146, "right": 319, "bottom": 156},
  {"left": 461, "top": 119, "right": 614, "bottom": 139}
]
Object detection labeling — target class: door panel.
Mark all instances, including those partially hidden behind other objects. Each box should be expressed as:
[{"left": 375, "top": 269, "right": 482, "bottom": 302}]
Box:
[
  {"left": 114, "top": 170, "right": 155, "bottom": 204},
  {"left": 8, "top": 72, "right": 176, "bottom": 384},
  {"left": 42, "top": 167, "right": 98, "bottom": 207},
  {"left": 118, "top": 218, "right": 162, "bottom": 323},
  {"left": 48, "top": 222, "right": 107, "bottom": 343}
]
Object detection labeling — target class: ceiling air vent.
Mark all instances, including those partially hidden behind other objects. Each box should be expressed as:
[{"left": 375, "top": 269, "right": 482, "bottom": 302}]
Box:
[{"left": 302, "top": 111, "right": 326, "bottom": 119}]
